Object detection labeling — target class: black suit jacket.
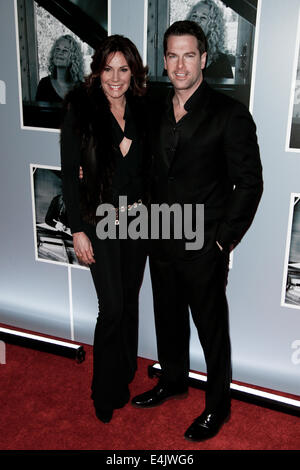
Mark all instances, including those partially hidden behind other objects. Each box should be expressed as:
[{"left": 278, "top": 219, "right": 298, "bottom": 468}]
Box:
[{"left": 148, "top": 81, "right": 263, "bottom": 258}]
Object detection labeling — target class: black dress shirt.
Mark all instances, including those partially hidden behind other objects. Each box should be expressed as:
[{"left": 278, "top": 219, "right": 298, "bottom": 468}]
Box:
[
  {"left": 109, "top": 102, "right": 144, "bottom": 207},
  {"left": 162, "top": 81, "right": 207, "bottom": 167}
]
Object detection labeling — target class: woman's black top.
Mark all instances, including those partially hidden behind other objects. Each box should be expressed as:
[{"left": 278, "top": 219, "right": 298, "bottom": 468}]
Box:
[
  {"left": 60, "top": 98, "right": 145, "bottom": 234},
  {"left": 36, "top": 76, "right": 63, "bottom": 102},
  {"left": 204, "top": 53, "right": 233, "bottom": 79},
  {"left": 109, "top": 102, "right": 144, "bottom": 208}
]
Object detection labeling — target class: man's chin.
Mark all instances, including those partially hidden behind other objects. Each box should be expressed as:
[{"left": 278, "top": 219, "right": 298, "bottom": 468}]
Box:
[
  {"left": 170, "top": 79, "right": 191, "bottom": 90},
  {"left": 170, "top": 77, "right": 203, "bottom": 92}
]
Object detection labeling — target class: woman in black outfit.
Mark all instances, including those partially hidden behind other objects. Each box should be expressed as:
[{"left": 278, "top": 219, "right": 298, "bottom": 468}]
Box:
[{"left": 60, "top": 35, "right": 149, "bottom": 423}]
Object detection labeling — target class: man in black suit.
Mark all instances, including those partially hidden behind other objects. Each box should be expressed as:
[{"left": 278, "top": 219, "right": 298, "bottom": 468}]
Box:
[{"left": 132, "top": 21, "right": 263, "bottom": 441}]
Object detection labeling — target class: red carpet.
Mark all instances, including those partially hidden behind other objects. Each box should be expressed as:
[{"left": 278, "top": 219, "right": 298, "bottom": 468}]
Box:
[{"left": 0, "top": 339, "right": 299, "bottom": 451}]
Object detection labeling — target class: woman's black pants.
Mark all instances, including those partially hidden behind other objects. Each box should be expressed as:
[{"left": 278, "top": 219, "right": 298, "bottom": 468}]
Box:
[{"left": 85, "top": 225, "right": 147, "bottom": 411}]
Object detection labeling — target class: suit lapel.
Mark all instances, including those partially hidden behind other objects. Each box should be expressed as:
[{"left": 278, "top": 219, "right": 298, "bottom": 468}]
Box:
[{"left": 152, "top": 105, "right": 174, "bottom": 173}]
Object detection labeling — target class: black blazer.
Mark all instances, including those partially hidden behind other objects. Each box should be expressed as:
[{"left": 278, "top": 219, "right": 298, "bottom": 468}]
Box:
[{"left": 149, "top": 81, "right": 263, "bottom": 257}]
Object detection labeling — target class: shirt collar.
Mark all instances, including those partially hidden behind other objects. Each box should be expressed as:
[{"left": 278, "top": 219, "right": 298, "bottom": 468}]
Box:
[
  {"left": 123, "top": 99, "right": 131, "bottom": 121},
  {"left": 110, "top": 100, "right": 135, "bottom": 143},
  {"left": 184, "top": 80, "right": 207, "bottom": 111},
  {"left": 166, "top": 80, "right": 207, "bottom": 114}
]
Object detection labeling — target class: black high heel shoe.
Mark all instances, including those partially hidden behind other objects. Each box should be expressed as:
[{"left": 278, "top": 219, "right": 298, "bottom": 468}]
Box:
[{"left": 94, "top": 406, "right": 113, "bottom": 423}]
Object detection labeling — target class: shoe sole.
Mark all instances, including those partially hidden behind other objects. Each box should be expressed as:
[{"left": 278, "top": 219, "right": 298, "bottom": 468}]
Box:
[{"left": 131, "top": 391, "right": 189, "bottom": 408}]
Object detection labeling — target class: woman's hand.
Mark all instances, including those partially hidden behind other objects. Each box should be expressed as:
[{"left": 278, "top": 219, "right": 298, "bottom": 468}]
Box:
[{"left": 73, "top": 232, "right": 95, "bottom": 265}]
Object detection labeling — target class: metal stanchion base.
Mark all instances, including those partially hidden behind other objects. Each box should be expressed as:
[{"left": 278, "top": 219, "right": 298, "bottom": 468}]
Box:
[
  {"left": 0, "top": 327, "right": 85, "bottom": 363},
  {"left": 148, "top": 363, "right": 300, "bottom": 417}
]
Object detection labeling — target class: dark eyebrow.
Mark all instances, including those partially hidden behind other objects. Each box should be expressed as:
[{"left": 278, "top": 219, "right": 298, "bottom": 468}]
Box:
[
  {"left": 104, "top": 64, "right": 129, "bottom": 69},
  {"left": 167, "top": 51, "right": 196, "bottom": 56}
]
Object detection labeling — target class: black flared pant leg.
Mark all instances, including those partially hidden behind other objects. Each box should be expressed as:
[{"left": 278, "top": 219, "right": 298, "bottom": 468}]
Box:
[{"left": 87, "top": 229, "right": 147, "bottom": 411}]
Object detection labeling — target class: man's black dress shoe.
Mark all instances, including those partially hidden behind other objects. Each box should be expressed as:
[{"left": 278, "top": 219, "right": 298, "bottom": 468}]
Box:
[
  {"left": 184, "top": 408, "right": 230, "bottom": 441},
  {"left": 131, "top": 381, "right": 188, "bottom": 408}
]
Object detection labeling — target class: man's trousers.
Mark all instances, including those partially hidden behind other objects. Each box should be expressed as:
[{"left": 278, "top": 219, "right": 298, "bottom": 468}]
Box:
[{"left": 149, "top": 243, "right": 232, "bottom": 412}]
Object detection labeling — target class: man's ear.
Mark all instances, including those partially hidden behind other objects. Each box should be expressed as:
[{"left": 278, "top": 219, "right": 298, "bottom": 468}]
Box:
[
  {"left": 164, "top": 55, "right": 167, "bottom": 70},
  {"left": 201, "top": 52, "right": 207, "bottom": 70}
]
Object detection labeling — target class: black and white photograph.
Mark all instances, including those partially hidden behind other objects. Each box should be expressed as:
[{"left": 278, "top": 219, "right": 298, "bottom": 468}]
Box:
[
  {"left": 282, "top": 193, "right": 300, "bottom": 309},
  {"left": 286, "top": 8, "right": 300, "bottom": 152},
  {"left": 147, "top": 0, "right": 260, "bottom": 108},
  {"left": 15, "top": 0, "right": 108, "bottom": 130},
  {"left": 30, "top": 164, "right": 86, "bottom": 268}
]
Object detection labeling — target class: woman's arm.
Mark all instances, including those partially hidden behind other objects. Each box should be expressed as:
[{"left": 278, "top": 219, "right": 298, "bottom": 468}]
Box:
[
  {"left": 60, "top": 105, "right": 83, "bottom": 234},
  {"left": 60, "top": 105, "right": 95, "bottom": 264},
  {"left": 72, "top": 231, "right": 95, "bottom": 264}
]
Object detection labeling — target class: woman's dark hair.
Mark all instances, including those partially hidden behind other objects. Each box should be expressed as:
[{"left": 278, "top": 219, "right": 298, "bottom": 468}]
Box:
[
  {"left": 163, "top": 20, "right": 207, "bottom": 57},
  {"left": 86, "top": 35, "right": 148, "bottom": 96}
]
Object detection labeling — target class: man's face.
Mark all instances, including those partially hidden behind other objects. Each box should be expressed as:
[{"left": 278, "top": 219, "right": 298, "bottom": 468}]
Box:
[{"left": 164, "top": 34, "right": 207, "bottom": 93}]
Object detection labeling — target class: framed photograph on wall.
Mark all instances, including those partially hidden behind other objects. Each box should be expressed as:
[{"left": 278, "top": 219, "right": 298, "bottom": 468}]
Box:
[
  {"left": 147, "top": 0, "right": 261, "bottom": 109},
  {"left": 281, "top": 193, "right": 300, "bottom": 309},
  {"left": 15, "top": 0, "right": 108, "bottom": 131},
  {"left": 286, "top": 9, "right": 300, "bottom": 152},
  {"left": 30, "top": 164, "right": 87, "bottom": 269}
]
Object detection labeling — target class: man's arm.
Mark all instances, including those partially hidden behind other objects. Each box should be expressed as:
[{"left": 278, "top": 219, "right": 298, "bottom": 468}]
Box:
[{"left": 216, "top": 102, "right": 263, "bottom": 251}]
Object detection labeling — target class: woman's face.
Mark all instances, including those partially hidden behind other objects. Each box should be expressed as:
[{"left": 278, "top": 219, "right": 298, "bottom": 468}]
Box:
[
  {"left": 100, "top": 51, "right": 132, "bottom": 103},
  {"left": 53, "top": 39, "right": 71, "bottom": 68},
  {"left": 189, "top": 4, "right": 210, "bottom": 35}
]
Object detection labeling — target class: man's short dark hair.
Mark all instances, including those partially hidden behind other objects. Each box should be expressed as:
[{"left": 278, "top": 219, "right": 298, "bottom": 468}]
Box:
[{"left": 163, "top": 20, "right": 207, "bottom": 57}]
